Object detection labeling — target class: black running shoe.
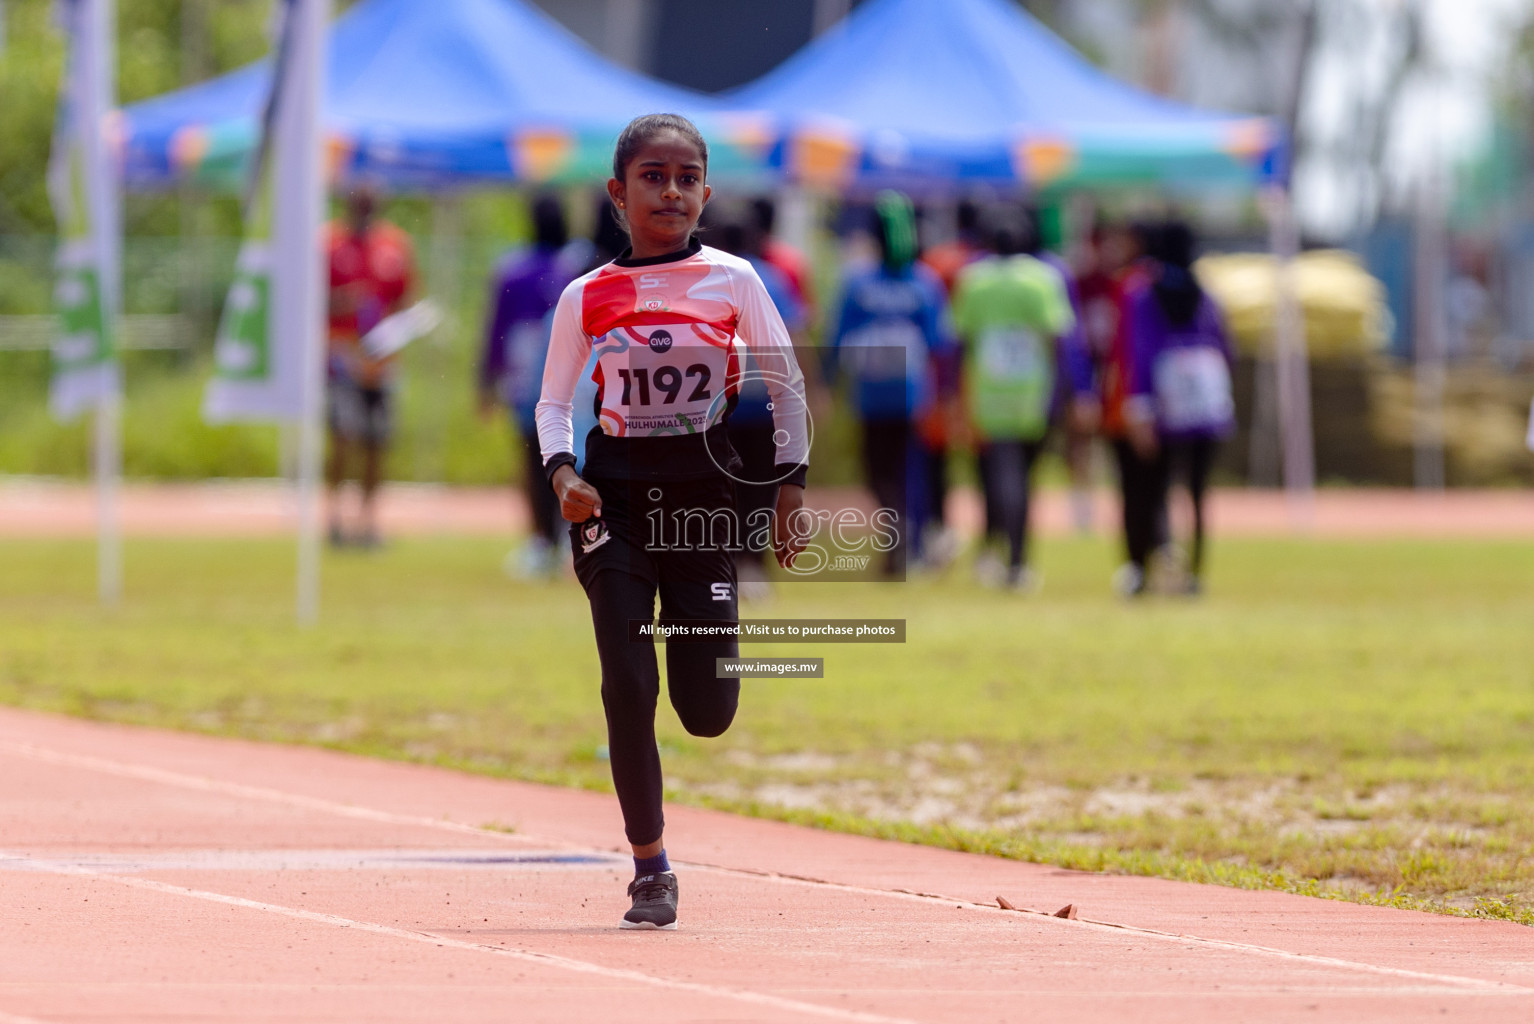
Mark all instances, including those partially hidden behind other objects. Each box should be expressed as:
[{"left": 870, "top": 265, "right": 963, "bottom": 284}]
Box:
[{"left": 621, "top": 872, "right": 678, "bottom": 930}]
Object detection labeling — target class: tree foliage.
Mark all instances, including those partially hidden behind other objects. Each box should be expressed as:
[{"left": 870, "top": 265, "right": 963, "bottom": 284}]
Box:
[{"left": 0, "top": 0, "right": 272, "bottom": 236}]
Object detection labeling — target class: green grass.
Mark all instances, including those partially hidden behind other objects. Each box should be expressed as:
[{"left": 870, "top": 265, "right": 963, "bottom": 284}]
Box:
[{"left": 3, "top": 532, "right": 1533, "bottom": 924}]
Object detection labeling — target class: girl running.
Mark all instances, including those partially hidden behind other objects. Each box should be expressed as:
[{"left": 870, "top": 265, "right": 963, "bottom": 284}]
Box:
[{"left": 535, "top": 114, "right": 810, "bottom": 930}]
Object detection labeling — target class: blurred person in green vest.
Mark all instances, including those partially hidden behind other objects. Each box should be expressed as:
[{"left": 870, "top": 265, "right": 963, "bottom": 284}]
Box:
[{"left": 952, "top": 206, "right": 1090, "bottom": 590}]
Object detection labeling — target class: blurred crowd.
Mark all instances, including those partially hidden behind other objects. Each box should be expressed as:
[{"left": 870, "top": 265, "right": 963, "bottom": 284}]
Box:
[{"left": 324, "top": 188, "right": 1236, "bottom": 598}]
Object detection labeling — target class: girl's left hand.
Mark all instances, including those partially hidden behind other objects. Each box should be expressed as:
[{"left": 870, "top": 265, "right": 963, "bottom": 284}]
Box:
[{"left": 772, "top": 484, "right": 808, "bottom": 570}]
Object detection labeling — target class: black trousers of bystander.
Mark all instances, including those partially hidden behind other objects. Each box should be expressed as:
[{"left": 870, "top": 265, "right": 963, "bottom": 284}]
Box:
[
  {"left": 976, "top": 440, "right": 1045, "bottom": 571},
  {"left": 1111, "top": 438, "right": 1168, "bottom": 573},
  {"left": 1158, "top": 437, "right": 1220, "bottom": 580}
]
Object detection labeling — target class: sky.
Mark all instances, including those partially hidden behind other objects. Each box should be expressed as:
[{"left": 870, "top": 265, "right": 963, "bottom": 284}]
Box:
[
  {"left": 1065, "top": 0, "right": 1530, "bottom": 235},
  {"left": 1301, "top": 0, "right": 1528, "bottom": 233}
]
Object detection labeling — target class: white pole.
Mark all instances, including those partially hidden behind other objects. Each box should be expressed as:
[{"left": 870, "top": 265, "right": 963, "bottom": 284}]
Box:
[
  {"left": 1411, "top": 178, "right": 1446, "bottom": 490},
  {"left": 418, "top": 194, "right": 461, "bottom": 487},
  {"left": 286, "top": 0, "right": 329, "bottom": 626},
  {"left": 1412, "top": 142, "right": 1447, "bottom": 490},
  {"left": 85, "top": 0, "right": 122, "bottom": 605},
  {"left": 1264, "top": 185, "right": 1315, "bottom": 524},
  {"left": 94, "top": 392, "right": 122, "bottom": 604},
  {"left": 777, "top": 184, "right": 813, "bottom": 265},
  {"left": 602, "top": 0, "right": 653, "bottom": 70},
  {"left": 812, "top": 0, "right": 851, "bottom": 36},
  {"left": 1246, "top": 299, "right": 1280, "bottom": 486}
]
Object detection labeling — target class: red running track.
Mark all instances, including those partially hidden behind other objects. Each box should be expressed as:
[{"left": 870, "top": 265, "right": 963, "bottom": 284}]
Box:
[
  {"left": 2, "top": 479, "right": 1532, "bottom": 538},
  {"left": 1, "top": 706, "right": 1532, "bottom": 1023}
]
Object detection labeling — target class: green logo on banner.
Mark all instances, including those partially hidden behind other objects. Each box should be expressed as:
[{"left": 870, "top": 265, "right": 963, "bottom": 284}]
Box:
[
  {"left": 53, "top": 240, "right": 112, "bottom": 372},
  {"left": 213, "top": 242, "right": 272, "bottom": 381}
]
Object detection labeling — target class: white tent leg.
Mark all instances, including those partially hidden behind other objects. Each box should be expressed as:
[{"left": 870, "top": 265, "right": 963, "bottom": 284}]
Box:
[
  {"left": 296, "top": 399, "right": 323, "bottom": 626},
  {"left": 777, "top": 184, "right": 814, "bottom": 265},
  {"left": 1264, "top": 185, "right": 1315, "bottom": 524},
  {"left": 1246, "top": 341, "right": 1280, "bottom": 487},
  {"left": 95, "top": 390, "right": 121, "bottom": 605},
  {"left": 290, "top": 0, "right": 329, "bottom": 627},
  {"left": 417, "top": 193, "right": 462, "bottom": 489},
  {"left": 93, "top": 0, "right": 123, "bottom": 607},
  {"left": 813, "top": 0, "right": 851, "bottom": 36},
  {"left": 1412, "top": 171, "right": 1447, "bottom": 490}
]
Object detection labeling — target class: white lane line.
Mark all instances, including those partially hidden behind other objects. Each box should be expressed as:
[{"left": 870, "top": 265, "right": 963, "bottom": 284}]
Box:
[
  {"left": 0, "top": 741, "right": 571, "bottom": 846},
  {"left": 679, "top": 863, "right": 1532, "bottom": 995},
  {"left": 0, "top": 848, "right": 622, "bottom": 874},
  {"left": 0, "top": 1009, "right": 54, "bottom": 1024},
  {"left": 5, "top": 739, "right": 1531, "bottom": 998},
  {"left": 33, "top": 862, "right": 920, "bottom": 1024}
]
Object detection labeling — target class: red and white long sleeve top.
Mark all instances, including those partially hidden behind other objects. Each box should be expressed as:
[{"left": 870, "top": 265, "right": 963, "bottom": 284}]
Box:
[{"left": 536, "top": 238, "right": 810, "bottom": 485}]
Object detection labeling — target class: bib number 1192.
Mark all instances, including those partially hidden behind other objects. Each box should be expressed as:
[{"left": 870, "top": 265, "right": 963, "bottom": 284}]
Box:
[{"left": 618, "top": 364, "right": 711, "bottom": 406}]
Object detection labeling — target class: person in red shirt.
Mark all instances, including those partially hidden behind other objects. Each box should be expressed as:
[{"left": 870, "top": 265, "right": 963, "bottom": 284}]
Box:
[
  {"left": 325, "top": 185, "right": 416, "bottom": 547},
  {"left": 1080, "top": 219, "right": 1163, "bottom": 594}
]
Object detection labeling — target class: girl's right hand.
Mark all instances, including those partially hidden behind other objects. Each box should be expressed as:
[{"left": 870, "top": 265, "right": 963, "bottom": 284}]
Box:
[{"left": 551, "top": 465, "right": 603, "bottom": 522}]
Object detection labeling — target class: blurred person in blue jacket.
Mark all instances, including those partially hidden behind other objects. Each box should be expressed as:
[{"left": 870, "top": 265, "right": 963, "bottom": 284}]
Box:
[{"left": 828, "top": 191, "right": 953, "bottom": 577}]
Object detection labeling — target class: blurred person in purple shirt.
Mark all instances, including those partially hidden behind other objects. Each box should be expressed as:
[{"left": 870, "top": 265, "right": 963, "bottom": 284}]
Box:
[
  {"left": 1123, "top": 219, "right": 1235, "bottom": 594},
  {"left": 478, "top": 194, "right": 591, "bottom": 578}
]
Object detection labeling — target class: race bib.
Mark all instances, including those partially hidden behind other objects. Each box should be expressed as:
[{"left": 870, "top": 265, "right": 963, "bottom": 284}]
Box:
[
  {"left": 1154, "top": 346, "right": 1232, "bottom": 433},
  {"left": 592, "top": 324, "right": 733, "bottom": 438},
  {"left": 507, "top": 320, "right": 547, "bottom": 381},
  {"left": 977, "top": 327, "right": 1046, "bottom": 383},
  {"left": 971, "top": 327, "right": 1052, "bottom": 440},
  {"left": 840, "top": 320, "right": 923, "bottom": 382}
]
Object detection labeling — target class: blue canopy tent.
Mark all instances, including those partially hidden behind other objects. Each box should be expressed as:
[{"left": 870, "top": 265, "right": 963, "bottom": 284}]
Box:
[
  {"left": 120, "top": 0, "right": 772, "bottom": 191},
  {"left": 725, "top": 0, "right": 1283, "bottom": 193},
  {"left": 725, "top": 0, "right": 1313, "bottom": 500}
]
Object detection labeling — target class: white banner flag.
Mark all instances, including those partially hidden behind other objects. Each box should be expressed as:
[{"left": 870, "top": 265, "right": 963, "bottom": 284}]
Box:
[
  {"left": 204, "top": 0, "right": 324, "bottom": 424},
  {"left": 49, "top": 0, "right": 121, "bottom": 422}
]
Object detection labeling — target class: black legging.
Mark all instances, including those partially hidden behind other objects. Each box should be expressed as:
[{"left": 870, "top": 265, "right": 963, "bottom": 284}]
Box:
[
  {"left": 1159, "top": 437, "right": 1219, "bottom": 579},
  {"left": 976, "top": 440, "right": 1044, "bottom": 570},
  {"left": 586, "top": 569, "right": 740, "bottom": 847},
  {"left": 1111, "top": 438, "right": 1168, "bottom": 573}
]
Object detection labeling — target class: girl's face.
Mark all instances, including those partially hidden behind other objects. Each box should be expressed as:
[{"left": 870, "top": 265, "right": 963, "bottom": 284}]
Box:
[{"left": 607, "top": 130, "right": 710, "bottom": 259}]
